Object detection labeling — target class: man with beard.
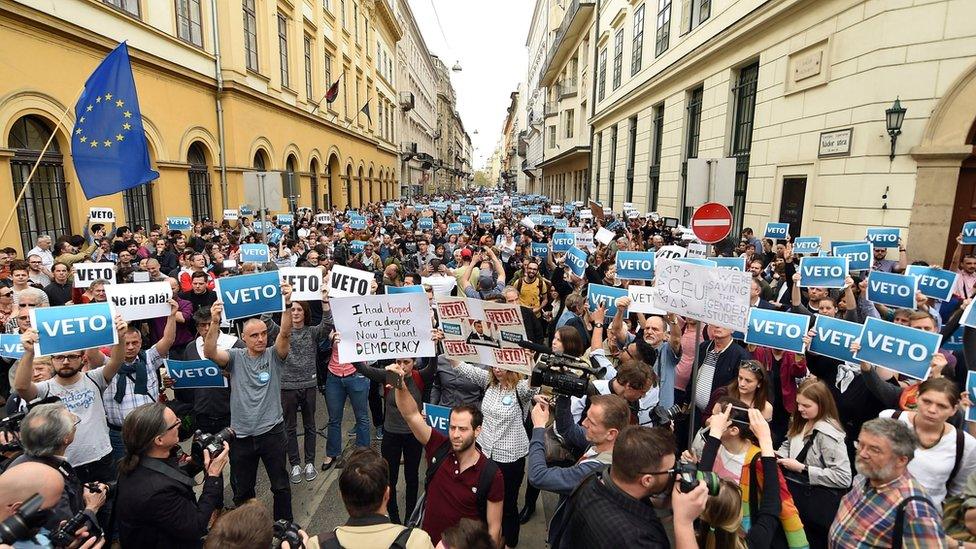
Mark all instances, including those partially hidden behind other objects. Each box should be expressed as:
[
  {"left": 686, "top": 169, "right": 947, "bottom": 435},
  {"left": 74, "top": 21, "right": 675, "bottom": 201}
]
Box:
[
  {"left": 389, "top": 362, "right": 503, "bottom": 546},
  {"left": 830, "top": 417, "right": 947, "bottom": 548}
]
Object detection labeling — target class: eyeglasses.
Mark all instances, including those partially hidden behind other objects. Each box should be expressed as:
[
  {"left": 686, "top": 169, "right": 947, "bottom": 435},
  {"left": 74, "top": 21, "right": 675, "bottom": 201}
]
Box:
[
  {"left": 165, "top": 418, "right": 182, "bottom": 432},
  {"left": 52, "top": 354, "right": 83, "bottom": 361},
  {"left": 20, "top": 303, "right": 38, "bottom": 307},
  {"left": 72, "top": 414, "right": 82, "bottom": 428},
  {"left": 638, "top": 467, "right": 678, "bottom": 479}
]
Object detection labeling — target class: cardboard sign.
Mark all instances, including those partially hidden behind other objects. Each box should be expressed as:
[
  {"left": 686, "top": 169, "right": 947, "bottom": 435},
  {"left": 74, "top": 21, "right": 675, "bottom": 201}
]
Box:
[
  {"left": 792, "top": 236, "right": 822, "bottom": 255},
  {"left": 942, "top": 325, "right": 964, "bottom": 352},
  {"left": 587, "top": 284, "right": 628, "bottom": 317},
  {"left": 447, "top": 223, "right": 464, "bottom": 235},
  {"left": 687, "top": 243, "right": 708, "bottom": 259},
  {"left": 89, "top": 207, "right": 115, "bottom": 224},
  {"left": 332, "top": 293, "right": 435, "bottom": 363},
  {"left": 961, "top": 297, "right": 976, "bottom": 329},
  {"left": 809, "top": 314, "right": 862, "bottom": 364},
  {"left": 73, "top": 262, "right": 116, "bottom": 288},
  {"left": 764, "top": 222, "right": 790, "bottom": 240},
  {"left": 315, "top": 213, "right": 332, "bottom": 224},
  {"left": 855, "top": 317, "right": 942, "bottom": 380},
  {"left": 382, "top": 207, "right": 395, "bottom": 217},
  {"left": 678, "top": 257, "right": 718, "bottom": 268},
  {"left": 252, "top": 221, "right": 269, "bottom": 233},
  {"left": 963, "top": 221, "right": 976, "bottom": 245},
  {"left": 166, "top": 359, "right": 228, "bottom": 389},
  {"left": 167, "top": 216, "right": 192, "bottom": 232},
  {"left": 277, "top": 214, "right": 294, "bottom": 226},
  {"left": 555, "top": 218, "right": 569, "bottom": 229},
  {"left": 104, "top": 281, "right": 172, "bottom": 321},
  {"left": 214, "top": 271, "right": 285, "bottom": 321},
  {"left": 866, "top": 271, "right": 918, "bottom": 310},
  {"left": 223, "top": 209, "right": 240, "bottom": 221},
  {"left": 387, "top": 285, "right": 424, "bottom": 295},
  {"left": 239, "top": 244, "right": 270, "bottom": 264},
  {"left": 327, "top": 265, "right": 375, "bottom": 298},
  {"left": 348, "top": 217, "right": 367, "bottom": 231},
  {"left": 652, "top": 258, "right": 751, "bottom": 332},
  {"left": 834, "top": 242, "right": 873, "bottom": 271},
  {"left": 459, "top": 215, "right": 473, "bottom": 226},
  {"left": 616, "top": 251, "right": 655, "bottom": 281},
  {"left": 530, "top": 242, "right": 549, "bottom": 258},
  {"left": 132, "top": 271, "right": 150, "bottom": 283},
  {"left": 967, "top": 372, "right": 976, "bottom": 423},
  {"left": 906, "top": 265, "right": 957, "bottom": 302},
  {"left": 565, "top": 246, "right": 588, "bottom": 277},
  {"left": 714, "top": 257, "right": 746, "bottom": 271},
  {"left": 576, "top": 232, "right": 596, "bottom": 252},
  {"left": 745, "top": 308, "right": 810, "bottom": 353},
  {"left": 866, "top": 227, "right": 900, "bottom": 249},
  {"left": 627, "top": 285, "right": 666, "bottom": 315},
  {"left": 418, "top": 217, "right": 434, "bottom": 230},
  {"left": 349, "top": 240, "right": 367, "bottom": 255},
  {"left": 655, "top": 245, "right": 687, "bottom": 261},
  {"left": 595, "top": 227, "right": 615, "bottom": 245},
  {"left": 0, "top": 334, "right": 25, "bottom": 360},
  {"left": 798, "top": 256, "right": 848, "bottom": 288},
  {"left": 424, "top": 402, "right": 452, "bottom": 436},
  {"left": 478, "top": 213, "right": 494, "bottom": 225},
  {"left": 435, "top": 296, "right": 531, "bottom": 374},
  {"left": 278, "top": 267, "right": 323, "bottom": 301},
  {"left": 579, "top": 209, "right": 593, "bottom": 220},
  {"left": 552, "top": 233, "right": 576, "bottom": 253},
  {"left": 30, "top": 302, "right": 118, "bottom": 356},
  {"left": 240, "top": 206, "right": 253, "bottom": 216}
]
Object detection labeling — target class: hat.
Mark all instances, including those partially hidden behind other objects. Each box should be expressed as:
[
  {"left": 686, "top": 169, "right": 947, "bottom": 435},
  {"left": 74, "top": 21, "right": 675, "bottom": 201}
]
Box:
[{"left": 461, "top": 248, "right": 473, "bottom": 259}]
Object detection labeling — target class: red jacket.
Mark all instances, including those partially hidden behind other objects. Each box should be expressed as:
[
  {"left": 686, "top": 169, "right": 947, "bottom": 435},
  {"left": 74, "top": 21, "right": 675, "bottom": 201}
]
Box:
[{"left": 751, "top": 346, "right": 807, "bottom": 413}]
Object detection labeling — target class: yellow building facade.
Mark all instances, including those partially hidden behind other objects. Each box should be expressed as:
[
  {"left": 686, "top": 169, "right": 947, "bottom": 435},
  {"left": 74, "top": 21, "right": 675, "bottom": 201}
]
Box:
[{"left": 0, "top": 0, "right": 402, "bottom": 254}]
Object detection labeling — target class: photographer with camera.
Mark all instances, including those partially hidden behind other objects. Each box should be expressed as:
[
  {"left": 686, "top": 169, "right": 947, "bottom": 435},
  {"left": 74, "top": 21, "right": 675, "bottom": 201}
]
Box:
[
  {"left": 0, "top": 461, "right": 65, "bottom": 546},
  {"left": 115, "top": 402, "right": 228, "bottom": 548}
]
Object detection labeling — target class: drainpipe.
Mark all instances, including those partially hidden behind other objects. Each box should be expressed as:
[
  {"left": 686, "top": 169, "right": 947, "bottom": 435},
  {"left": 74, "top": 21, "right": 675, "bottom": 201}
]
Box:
[
  {"left": 586, "top": 0, "right": 600, "bottom": 202},
  {"left": 211, "top": 0, "right": 229, "bottom": 209}
]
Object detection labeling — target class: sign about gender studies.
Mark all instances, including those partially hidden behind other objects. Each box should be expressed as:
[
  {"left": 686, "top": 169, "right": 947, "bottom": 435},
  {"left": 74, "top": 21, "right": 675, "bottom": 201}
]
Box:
[
  {"left": 424, "top": 402, "right": 452, "bottom": 436},
  {"left": 240, "top": 244, "right": 270, "bottom": 264},
  {"left": 587, "top": 284, "right": 628, "bottom": 317},
  {"left": 855, "top": 317, "right": 942, "bottom": 381},
  {"left": 215, "top": 271, "right": 284, "bottom": 321},
  {"left": 616, "top": 251, "right": 655, "bottom": 281},
  {"left": 565, "top": 246, "right": 588, "bottom": 277},
  {"left": 652, "top": 258, "right": 751, "bottom": 332},
  {"left": 798, "top": 256, "right": 848, "bottom": 288},
  {"left": 30, "top": 302, "right": 118, "bottom": 356},
  {"left": 104, "top": 281, "right": 172, "bottom": 321},
  {"left": 764, "top": 222, "right": 790, "bottom": 240},
  {"left": 906, "top": 265, "right": 957, "bottom": 302},
  {"left": 866, "top": 271, "right": 918, "bottom": 310},
  {"left": 166, "top": 359, "right": 227, "bottom": 389},
  {"left": 866, "top": 227, "right": 900, "bottom": 248},
  {"left": 0, "top": 334, "right": 25, "bottom": 360},
  {"left": 834, "top": 242, "right": 873, "bottom": 271},
  {"left": 744, "top": 308, "right": 810, "bottom": 353},
  {"left": 810, "top": 314, "right": 862, "bottom": 364},
  {"left": 792, "top": 236, "right": 822, "bottom": 255}
]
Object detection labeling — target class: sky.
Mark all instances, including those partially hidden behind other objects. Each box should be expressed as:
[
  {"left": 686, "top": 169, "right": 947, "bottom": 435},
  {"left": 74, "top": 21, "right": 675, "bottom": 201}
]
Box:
[{"left": 406, "top": 0, "right": 534, "bottom": 171}]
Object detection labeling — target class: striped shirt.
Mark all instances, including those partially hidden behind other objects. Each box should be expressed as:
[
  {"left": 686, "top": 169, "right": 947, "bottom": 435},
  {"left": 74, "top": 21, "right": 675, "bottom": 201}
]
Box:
[{"left": 103, "top": 347, "right": 163, "bottom": 427}]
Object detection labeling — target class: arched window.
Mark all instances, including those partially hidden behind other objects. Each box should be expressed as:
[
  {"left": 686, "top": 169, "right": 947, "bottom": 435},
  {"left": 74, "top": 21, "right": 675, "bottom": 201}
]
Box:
[
  {"left": 187, "top": 142, "right": 212, "bottom": 221},
  {"left": 7, "top": 115, "right": 70, "bottom": 252},
  {"left": 253, "top": 150, "right": 267, "bottom": 170},
  {"left": 309, "top": 159, "right": 319, "bottom": 212},
  {"left": 123, "top": 139, "right": 155, "bottom": 230}
]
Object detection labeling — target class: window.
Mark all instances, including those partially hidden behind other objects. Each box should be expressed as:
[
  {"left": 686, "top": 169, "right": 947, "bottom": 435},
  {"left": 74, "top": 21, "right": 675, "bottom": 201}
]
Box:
[
  {"left": 310, "top": 160, "right": 320, "bottom": 212},
  {"left": 608, "top": 124, "right": 618, "bottom": 208},
  {"left": 378, "top": 100, "right": 384, "bottom": 137},
  {"left": 340, "top": 0, "right": 346, "bottom": 29},
  {"left": 612, "top": 29, "right": 624, "bottom": 90},
  {"left": 683, "top": 0, "right": 711, "bottom": 34},
  {"left": 565, "top": 109, "right": 575, "bottom": 139},
  {"left": 354, "top": 3, "right": 359, "bottom": 43},
  {"left": 103, "top": 0, "right": 139, "bottom": 17},
  {"left": 548, "top": 126, "right": 557, "bottom": 148},
  {"left": 243, "top": 0, "right": 259, "bottom": 71},
  {"left": 632, "top": 4, "right": 645, "bottom": 75},
  {"left": 598, "top": 47, "right": 607, "bottom": 101},
  {"left": 649, "top": 104, "right": 664, "bottom": 211},
  {"left": 730, "top": 62, "right": 759, "bottom": 232},
  {"left": 278, "top": 13, "right": 290, "bottom": 88},
  {"left": 304, "top": 35, "right": 314, "bottom": 100},
  {"left": 626, "top": 116, "right": 637, "bottom": 203},
  {"left": 187, "top": 143, "right": 212, "bottom": 222},
  {"left": 123, "top": 183, "right": 155, "bottom": 231},
  {"left": 656, "top": 0, "right": 671, "bottom": 56},
  {"left": 176, "top": 0, "right": 203, "bottom": 46},
  {"left": 681, "top": 85, "right": 703, "bottom": 222},
  {"left": 7, "top": 116, "right": 71, "bottom": 253},
  {"left": 284, "top": 156, "right": 297, "bottom": 201}
]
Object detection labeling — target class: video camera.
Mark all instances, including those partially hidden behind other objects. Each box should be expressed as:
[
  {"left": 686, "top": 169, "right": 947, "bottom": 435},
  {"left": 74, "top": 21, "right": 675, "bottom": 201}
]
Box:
[
  {"left": 519, "top": 341, "right": 605, "bottom": 399},
  {"left": 0, "top": 493, "right": 49, "bottom": 545},
  {"left": 0, "top": 396, "right": 62, "bottom": 453}
]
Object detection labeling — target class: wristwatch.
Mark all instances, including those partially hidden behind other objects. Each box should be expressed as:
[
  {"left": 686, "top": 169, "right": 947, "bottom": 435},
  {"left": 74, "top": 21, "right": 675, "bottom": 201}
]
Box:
[{"left": 593, "top": 322, "right": 605, "bottom": 328}]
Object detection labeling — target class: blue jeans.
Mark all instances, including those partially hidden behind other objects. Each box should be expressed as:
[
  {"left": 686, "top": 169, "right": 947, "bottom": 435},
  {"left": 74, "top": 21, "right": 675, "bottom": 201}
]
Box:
[{"left": 324, "top": 372, "right": 371, "bottom": 457}]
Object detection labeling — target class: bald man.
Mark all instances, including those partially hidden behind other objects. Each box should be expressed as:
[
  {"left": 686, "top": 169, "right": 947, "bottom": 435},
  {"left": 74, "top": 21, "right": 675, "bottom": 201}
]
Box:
[{"left": 0, "top": 461, "right": 65, "bottom": 522}]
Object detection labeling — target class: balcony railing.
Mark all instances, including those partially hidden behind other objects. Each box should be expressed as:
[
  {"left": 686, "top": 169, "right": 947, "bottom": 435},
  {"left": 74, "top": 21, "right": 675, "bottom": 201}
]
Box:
[
  {"left": 544, "top": 101, "right": 558, "bottom": 117},
  {"left": 560, "top": 77, "right": 578, "bottom": 97}
]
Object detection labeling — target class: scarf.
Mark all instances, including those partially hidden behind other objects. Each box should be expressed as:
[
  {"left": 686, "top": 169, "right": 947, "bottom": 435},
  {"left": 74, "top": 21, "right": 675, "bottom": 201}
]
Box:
[
  {"left": 115, "top": 351, "right": 150, "bottom": 403},
  {"left": 740, "top": 445, "right": 808, "bottom": 549},
  {"left": 835, "top": 362, "right": 859, "bottom": 393}
]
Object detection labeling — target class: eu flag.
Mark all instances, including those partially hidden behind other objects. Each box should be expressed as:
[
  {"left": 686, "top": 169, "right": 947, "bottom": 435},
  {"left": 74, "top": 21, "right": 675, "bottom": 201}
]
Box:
[{"left": 72, "top": 42, "right": 159, "bottom": 200}]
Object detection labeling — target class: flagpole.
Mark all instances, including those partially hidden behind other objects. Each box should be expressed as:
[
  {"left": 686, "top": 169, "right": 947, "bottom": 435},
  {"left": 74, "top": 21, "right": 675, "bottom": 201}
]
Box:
[{"left": 0, "top": 85, "right": 86, "bottom": 244}]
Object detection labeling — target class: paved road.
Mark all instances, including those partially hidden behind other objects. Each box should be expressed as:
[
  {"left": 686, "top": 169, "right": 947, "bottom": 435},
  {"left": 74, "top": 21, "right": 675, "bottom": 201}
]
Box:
[{"left": 213, "top": 393, "right": 551, "bottom": 547}]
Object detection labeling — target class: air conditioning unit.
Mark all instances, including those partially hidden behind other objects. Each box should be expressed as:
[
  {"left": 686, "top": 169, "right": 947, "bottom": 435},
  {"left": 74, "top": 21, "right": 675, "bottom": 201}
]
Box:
[{"left": 399, "top": 91, "right": 415, "bottom": 111}]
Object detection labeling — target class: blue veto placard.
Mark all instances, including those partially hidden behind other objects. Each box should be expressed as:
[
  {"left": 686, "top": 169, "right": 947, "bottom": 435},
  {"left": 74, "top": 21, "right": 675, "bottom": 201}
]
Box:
[
  {"left": 764, "top": 222, "right": 790, "bottom": 240},
  {"left": 744, "top": 308, "right": 810, "bottom": 353},
  {"left": 418, "top": 217, "right": 434, "bottom": 230},
  {"left": 478, "top": 213, "right": 494, "bottom": 225},
  {"left": 566, "top": 246, "right": 588, "bottom": 277},
  {"left": 240, "top": 206, "right": 253, "bottom": 216},
  {"left": 30, "top": 302, "right": 118, "bottom": 356},
  {"left": 714, "top": 256, "right": 746, "bottom": 271},
  {"left": 424, "top": 402, "right": 452, "bottom": 436},
  {"left": 809, "top": 315, "right": 862, "bottom": 363},
  {"left": 962, "top": 298, "right": 976, "bottom": 329},
  {"left": 349, "top": 240, "right": 367, "bottom": 254},
  {"left": 906, "top": 265, "right": 957, "bottom": 302},
  {"left": 799, "top": 256, "right": 848, "bottom": 288},
  {"left": 382, "top": 206, "right": 395, "bottom": 217},
  {"left": 555, "top": 218, "right": 569, "bottom": 229},
  {"left": 239, "top": 244, "right": 270, "bottom": 264},
  {"left": 552, "top": 232, "right": 576, "bottom": 252},
  {"left": 967, "top": 372, "right": 976, "bottom": 423},
  {"left": 215, "top": 271, "right": 285, "bottom": 321},
  {"left": 856, "top": 317, "right": 942, "bottom": 380},
  {"left": 459, "top": 215, "right": 473, "bottom": 226},
  {"left": 834, "top": 242, "right": 873, "bottom": 271},
  {"left": 792, "top": 237, "right": 822, "bottom": 255},
  {"left": 277, "top": 214, "right": 294, "bottom": 226},
  {"left": 0, "top": 334, "right": 25, "bottom": 359},
  {"left": 166, "top": 359, "right": 228, "bottom": 389},
  {"left": 962, "top": 222, "right": 976, "bottom": 245},
  {"left": 866, "top": 227, "right": 899, "bottom": 248},
  {"left": 943, "top": 325, "right": 964, "bottom": 353},
  {"left": 540, "top": 215, "right": 555, "bottom": 227},
  {"left": 531, "top": 242, "right": 549, "bottom": 257},
  {"left": 447, "top": 223, "right": 464, "bottom": 235},
  {"left": 387, "top": 285, "right": 424, "bottom": 295},
  {"left": 587, "top": 284, "right": 628, "bottom": 317},
  {"left": 167, "top": 216, "right": 192, "bottom": 232},
  {"left": 678, "top": 257, "right": 717, "bottom": 268},
  {"left": 866, "top": 271, "right": 918, "bottom": 309},
  {"left": 830, "top": 240, "right": 866, "bottom": 255},
  {"left": 402, "top": 221, "right": 413, "bottom": 229},
  {"left": 348, "top": 217, "right": 367, "bottom": 231},
  {"left": 616, "top": 251, "right": 655, "bottom": 281}
]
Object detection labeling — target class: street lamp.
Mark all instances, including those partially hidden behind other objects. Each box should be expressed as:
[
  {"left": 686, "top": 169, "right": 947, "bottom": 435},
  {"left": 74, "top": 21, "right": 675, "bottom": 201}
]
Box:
[
  {"left": 452, "top": 60, "right": 462, "bottom": 72},
  {"left": 885, "top": 97, "right": 907, "bottom": 161}
]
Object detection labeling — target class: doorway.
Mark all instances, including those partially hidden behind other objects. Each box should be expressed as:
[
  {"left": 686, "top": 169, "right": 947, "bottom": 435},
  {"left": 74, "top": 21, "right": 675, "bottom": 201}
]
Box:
[{"left": 778, "top": 176, "right": 806, "bottom": 240}]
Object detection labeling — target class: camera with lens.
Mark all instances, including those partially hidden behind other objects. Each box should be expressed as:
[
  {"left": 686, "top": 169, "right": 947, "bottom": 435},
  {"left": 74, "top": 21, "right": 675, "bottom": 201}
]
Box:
[
  {"left": 674, "top": 461, "right": 720, "bottom": 496},
  {"left": 191, "top": 427, "right": 235, "bottom": 469},
  {"left": 84, "top": 481, "right": 116, "bottom": 500},
  {"left": 49, "top": 508, "right": 101, "bottom": 547},
  {"left": 0, "top": 493, "right": 49, "bottom": 545},
  {"left": 272, "top": 519, "right": 303, "bottom": 549},
  {"left": 647, "top": 403, "right": 684, "bottom": 427},
  {"left": 525, "top": 344, "right": 606, "bottom": 399}
]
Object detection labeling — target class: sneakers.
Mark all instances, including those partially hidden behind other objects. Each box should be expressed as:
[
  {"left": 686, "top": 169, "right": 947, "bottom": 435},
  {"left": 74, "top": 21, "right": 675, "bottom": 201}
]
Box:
[
  {"left": 304, "top": 462, "right": 317, "bottom": 482},
  {"left": 375, "top": 426, "right": 384, "bottom": 440},
  {"left": 290, "top": 464, "right": 302, "bottom": 484}
]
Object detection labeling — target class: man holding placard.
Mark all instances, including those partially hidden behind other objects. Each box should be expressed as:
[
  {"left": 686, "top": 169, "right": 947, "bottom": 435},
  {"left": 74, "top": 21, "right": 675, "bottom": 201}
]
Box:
[{"left": 204, "top": 283, "right": 294, "bottom": 521}]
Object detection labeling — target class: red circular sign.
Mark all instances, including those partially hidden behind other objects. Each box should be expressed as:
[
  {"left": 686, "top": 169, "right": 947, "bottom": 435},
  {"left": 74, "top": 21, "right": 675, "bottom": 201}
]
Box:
[{"left": 691, "top": 202, "right": 733, "bottom": 244}]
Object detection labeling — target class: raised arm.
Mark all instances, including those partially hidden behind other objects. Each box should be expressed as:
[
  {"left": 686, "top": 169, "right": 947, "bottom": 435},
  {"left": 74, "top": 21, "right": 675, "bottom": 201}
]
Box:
[
  {"left": 204, "top": 302, "right": 231, "bottom": 367},
  {"left": 13, "top": 329, "right": 40, "bottom": 400},
  {"left": 589, "top": 304, "right": 607, "bottom": 352},
  {"left": 274, "top": 284, "right": 294, "bottom": 360},
  {"left": 487, "top": 247, "right": 506, "bottom": 285},
  {"left": 153, "top": 299, "right": 179, "bottom": 357},
  {"left": 100, "top": 315, "right": 129, "bottom": 384},
  {"left": 388, "top": 363, "right": 432, "bottom": 446}
]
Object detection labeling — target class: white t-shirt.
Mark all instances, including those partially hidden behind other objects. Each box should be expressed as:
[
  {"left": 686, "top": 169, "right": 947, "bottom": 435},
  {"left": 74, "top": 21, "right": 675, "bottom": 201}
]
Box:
[
  {"left": 881, "top": 409, "right": 976, "bottom": 508},
  {"left": 35, "top": 370, "right": 112, "bottom": 466}
]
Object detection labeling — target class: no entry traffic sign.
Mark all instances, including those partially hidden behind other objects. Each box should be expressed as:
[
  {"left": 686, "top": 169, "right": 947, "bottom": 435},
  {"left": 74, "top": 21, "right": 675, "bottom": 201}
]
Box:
[{"left": 691, "top": 202, "right": 733, "bottom": 244}]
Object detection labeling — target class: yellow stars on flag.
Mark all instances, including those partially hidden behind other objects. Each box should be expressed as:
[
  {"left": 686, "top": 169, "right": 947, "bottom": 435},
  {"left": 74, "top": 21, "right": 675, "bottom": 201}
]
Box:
[
  {"left": 103, "top": 140, "right": 112, "bottom": 147},
  {"left": 90, "top": 140, "right": 98, "bottom": 148},
  {"left": 95, "top": 96, "right": 101, "bottom": 103},
  {"left": 104, "top": 93, "right": 113, "bottom": 101},
  {"left": 116, "top": 134, "right": 124, "bottom": 142},
  {"left": 122, "top": 122, "right": 131, "bottom": 130},
  {"left": 123, "top": 111, "right": 132, "bottom": 118},
  {"left": 75, "top": 91, "right": 136, "bottom": 150},
  {"left": 79, "top": 136, "right": 87, "bottom": 143},
  {"left": 86, "top": 105, "right": 93, "bottom": 112},
  {"left": 115, "top": 100, "right": 124, "bottom": 108}
]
